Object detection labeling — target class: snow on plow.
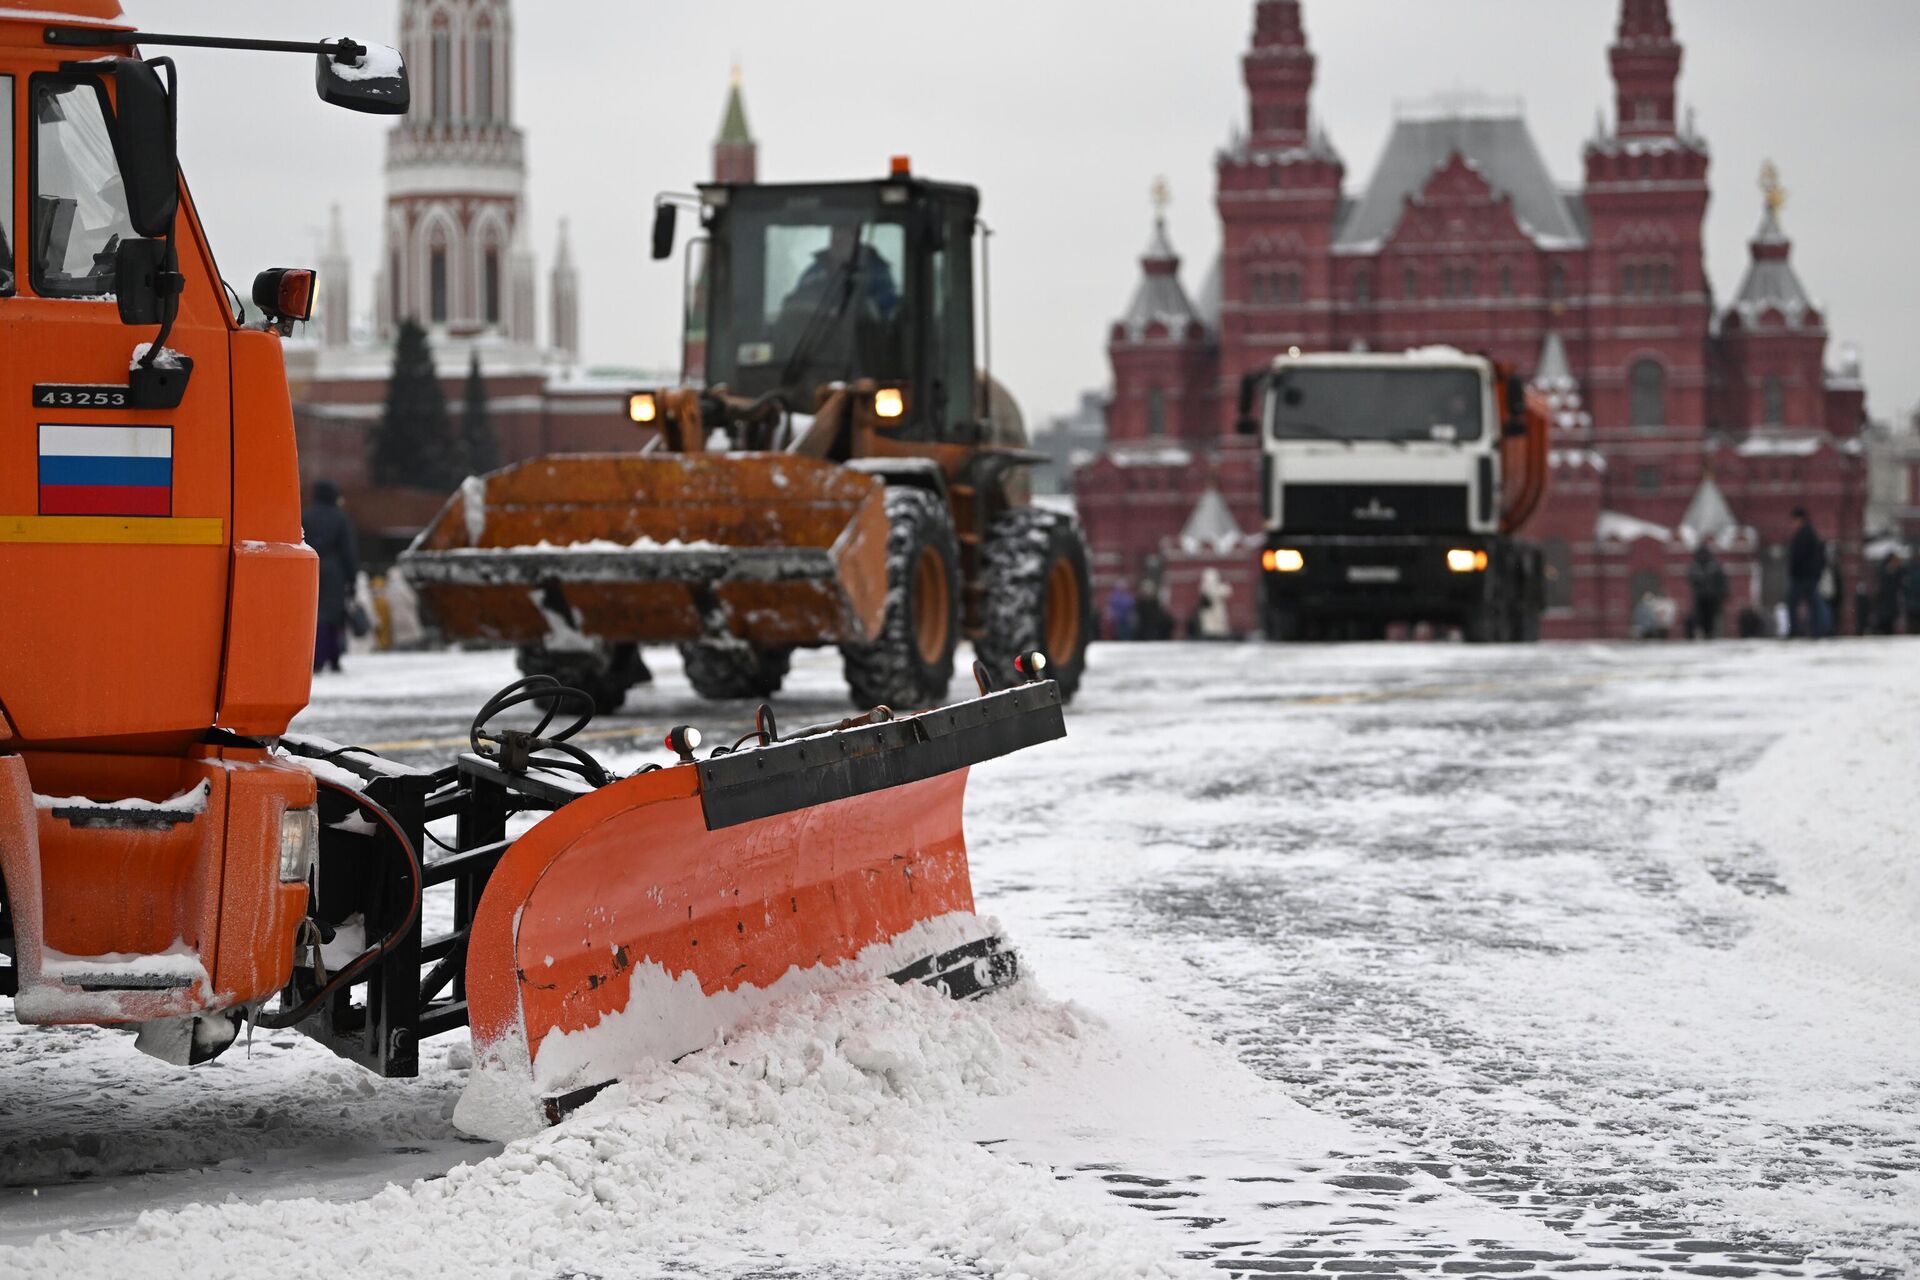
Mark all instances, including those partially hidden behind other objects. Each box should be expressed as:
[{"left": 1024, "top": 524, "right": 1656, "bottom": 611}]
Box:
[
  {"left": 400, "top": 454, "right": 892, "bottom": 651},
  {"left": 280, "top": 669, "right": 1065, "bottom": 1139}
]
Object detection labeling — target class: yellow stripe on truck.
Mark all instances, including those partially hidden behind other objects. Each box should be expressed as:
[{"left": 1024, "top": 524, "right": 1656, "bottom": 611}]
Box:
[{"left": 0, "top": 516, "right": 226, "bottom": 546}]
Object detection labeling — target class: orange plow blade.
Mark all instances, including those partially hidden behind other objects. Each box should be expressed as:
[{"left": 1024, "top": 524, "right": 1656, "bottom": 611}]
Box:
[
  {"left": 400, "top": 454, "right": 891, "bottom": 651},
  {"left": 452, "top": 681, "right": 1065, "bottom": 1138}
]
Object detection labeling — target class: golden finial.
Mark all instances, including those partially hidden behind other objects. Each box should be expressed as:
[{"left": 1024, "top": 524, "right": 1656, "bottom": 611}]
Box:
[
  {"left": 1759, "top": 161, "right": 1786, "bottom": 216},
  {"left": 1151, "top": 176, "right": 1171, "bottom": 216},
  {"left": 729, "top": 62, "right": 743, "bottom": 90}
]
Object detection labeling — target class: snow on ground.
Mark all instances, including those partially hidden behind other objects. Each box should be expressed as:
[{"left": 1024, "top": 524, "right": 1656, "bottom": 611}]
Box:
[{"left": 3, "top": 639, "right": 1917, "bottom": 1277}]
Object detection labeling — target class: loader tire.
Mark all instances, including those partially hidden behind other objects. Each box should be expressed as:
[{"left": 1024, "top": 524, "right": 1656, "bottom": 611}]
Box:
[
  {"left": 517, "top": 644, "right": 650, "bottom": 717},
  {"left": 840, "top": 488, "right": 960, "bottom": 711},
  {"left": 679, "top": 642, "right": 792, "bottom": 702},
  {"left": 975, "top": 508, "right": 1093, "bottom": 703}
]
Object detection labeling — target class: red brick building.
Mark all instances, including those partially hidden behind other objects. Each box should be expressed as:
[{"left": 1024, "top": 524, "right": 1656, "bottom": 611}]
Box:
[{"left": 1078, "top": 0, "right": 1873, "bottom": 638}]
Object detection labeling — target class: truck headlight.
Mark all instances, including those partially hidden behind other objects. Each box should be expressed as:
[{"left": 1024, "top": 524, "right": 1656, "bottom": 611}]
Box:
[
  {"left": 1447, "top": 549, "right": 1490, "bottom": 574},
  {"left": 629, "top": 392, "right": 659, "bottom": 425},
  {"left": 1262, "top": 549, "right": 1305, "bottom": 573},
  {"left": 279, "top": 808, "right": 318, "bottom": 883}
]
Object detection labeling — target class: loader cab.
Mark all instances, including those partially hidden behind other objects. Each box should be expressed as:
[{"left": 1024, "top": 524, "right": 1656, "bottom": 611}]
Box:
[{"left": 692, "top": 174, "right": 983, "bottom": 445}]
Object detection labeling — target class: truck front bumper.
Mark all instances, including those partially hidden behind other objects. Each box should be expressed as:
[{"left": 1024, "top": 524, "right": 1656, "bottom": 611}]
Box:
[{"left": 1260, "top": 535, "right": 1502, "bottom": 619}]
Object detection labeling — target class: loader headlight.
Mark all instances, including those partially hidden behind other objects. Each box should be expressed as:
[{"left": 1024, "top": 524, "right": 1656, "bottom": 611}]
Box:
[
  {"left": 1447, "top": 549, "right": 1490, "bottom": 574},
  {"left": 873, "top": 387, "right": 906, "bottom": 421},
  {"left": 629, "top": 392, "right": 660, "bottom": 425},
  {"left": 1263, "top": 549, "right": 1305, "bottom": 573},
  {"left": 279, "top": 808, "right": 318, "bottom": 883}
]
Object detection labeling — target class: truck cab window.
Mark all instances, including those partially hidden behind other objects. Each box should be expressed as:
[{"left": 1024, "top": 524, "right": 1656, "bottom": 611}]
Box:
[
  {"left": 1, "top": 76, "right": 14, "bottom": 296},
  {"left": 32, "top": 78, "right": 134, "bottom": 299}
]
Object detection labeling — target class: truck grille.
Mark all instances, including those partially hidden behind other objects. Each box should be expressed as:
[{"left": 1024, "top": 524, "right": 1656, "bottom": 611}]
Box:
[{"left": 1281, "top": 484, "right": 1469, "bottom": 535}]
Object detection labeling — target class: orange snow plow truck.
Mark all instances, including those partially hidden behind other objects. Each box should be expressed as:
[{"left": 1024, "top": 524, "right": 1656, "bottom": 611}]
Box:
[{"left": 0, "top": 3, "right": 1066, "bottom": 1136}]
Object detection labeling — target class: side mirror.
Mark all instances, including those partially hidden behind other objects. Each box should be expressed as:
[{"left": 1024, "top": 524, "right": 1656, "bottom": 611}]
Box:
[
  {"left": 1506, "top": 374, "right": 1527, "bottom": 422},
  {"left": 316, "top": 43, "right": 410, "bottom": 115},
  {"left": 651, "top": 203, "right": 679, "bottom": 261},
  {"left": 115, "top": 238, "right": 177, "bottom": 326},
  {"left": 107, "top": 60, "right": 178, "bottom": 238},
  {"left": 1236, "top": 371, "right": 1264, "bottom": 435}
]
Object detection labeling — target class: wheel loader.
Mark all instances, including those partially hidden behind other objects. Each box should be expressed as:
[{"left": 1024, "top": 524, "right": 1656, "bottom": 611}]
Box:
[
  {"left": 0, "top": 3, "right": 1067, "bottom": 1139},
  {"left": 401, "top": 164, "right": 1096, "bottom": 715}
]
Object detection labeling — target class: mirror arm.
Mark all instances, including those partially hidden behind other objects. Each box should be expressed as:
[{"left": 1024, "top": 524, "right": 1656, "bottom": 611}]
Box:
[{"left": 46, "top": 27, "right": 365, "bottom": 61}]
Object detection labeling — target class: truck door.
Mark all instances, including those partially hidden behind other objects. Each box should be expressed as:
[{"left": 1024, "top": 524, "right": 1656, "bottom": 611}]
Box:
[{"left": 0, "top": 68, "right": 234, "bottom": 745}]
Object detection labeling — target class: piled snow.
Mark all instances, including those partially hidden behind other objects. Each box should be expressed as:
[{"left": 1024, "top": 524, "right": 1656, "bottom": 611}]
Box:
[
  {"left": 130, "top": 343, "right": 185, "bottom": 371},
  {"left": 5, "top": 978, "right": 1209, "bottom": 1280},
  {"left": 37, "top": 942, "right": 204, "bottom": 986},
  {"left": 34, "top": 781, "right": 209, "bottom": 815},
  {"left": 330, "top": 43, "right": 405, "bottom": 83},
  {"left": 443, "top": 535, "right": 729, "bottom": 555}
]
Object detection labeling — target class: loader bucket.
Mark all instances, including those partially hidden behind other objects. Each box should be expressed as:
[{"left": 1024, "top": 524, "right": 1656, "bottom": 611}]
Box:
[
  {"left": 401, "top": 454, "right": 892, "bottom": 650},
  {"left": 454, "top": 681, "right": 1065, "bottom": 1138}
]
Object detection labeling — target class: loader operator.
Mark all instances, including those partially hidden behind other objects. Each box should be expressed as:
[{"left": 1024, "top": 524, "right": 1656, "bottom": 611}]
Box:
[{"left": 782, "top": 223, "right": 900, "bottom": 321}]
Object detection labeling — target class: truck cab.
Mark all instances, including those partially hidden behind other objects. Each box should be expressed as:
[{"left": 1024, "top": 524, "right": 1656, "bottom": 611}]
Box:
[{"left": 1244, "top": 349, "right": 1548, "bottom": 643}]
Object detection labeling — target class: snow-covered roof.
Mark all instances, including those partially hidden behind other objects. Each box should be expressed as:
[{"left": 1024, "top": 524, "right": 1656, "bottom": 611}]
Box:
[
  {"left": 1106, "top": 446, "right": 1193, "bottom": 469},
  {"left": 1118, "top": 218, "right": 1207, "bottom": 342},
  {"left": 1679, "top": 475, "right": 1738, "bottom": 543},
  {"left": 1728, "top": 207, "right": 1819, "bottom": 329},
  {"left": 1336, "top": 112, "right": 1585, "bottom": 251},
  {"left": 1178, "top": 488, "right": 1245, "bottom": 554},
  {"left": 1532, "top": 332, "right": 1573, "bottom": 388},
  {"left": 1735, "top": 432, "right": 1824, "bottom": 459},
  {"left": 1596, "top": 510, "right": 1671, "bottom": 544}
]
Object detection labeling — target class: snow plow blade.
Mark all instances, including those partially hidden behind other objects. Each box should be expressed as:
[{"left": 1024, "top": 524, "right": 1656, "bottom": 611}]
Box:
[
  {"left": 400, "top": 454, "right": 892, "bottom": 650},
  {"left": 455, "top": 680, "right": 1065, "bottom": 1136}
]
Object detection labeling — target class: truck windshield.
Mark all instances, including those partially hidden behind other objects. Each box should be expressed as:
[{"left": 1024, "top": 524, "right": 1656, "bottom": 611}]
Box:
[
  {"left": 710, "top": 188, "right": 910, "bottom": 406},
  {"left": 1271, "top": 368, "right": 1485, "bottom": 444}
]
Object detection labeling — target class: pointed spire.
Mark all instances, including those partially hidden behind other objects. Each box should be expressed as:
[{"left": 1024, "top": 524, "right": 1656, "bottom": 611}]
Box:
[
  {"left": 1730, "top": 162, "right": 1818, "bottom": 330},
  {"left": 550, "top": 218, "right": 579, "bottom": 362},
  {"left": 1533, "top": 331, "right": 1573, "bottom": 387},
  {"left": 1244, "top": 0, "right": 1317, "bottom": 151},
  {"left": 718, "top": 65, "right": 752, "bottom": 145},
  {"left": 318, "top": 203, "right": 352, "bottom": 349},
  {"left": 325, "top": 202, "right": 348, "bottom": 257},
  {"left": 713, "top": 65, "right": 758, "bottom": 183},
  {"left": 553, "top": 216, "right": 575, "bottom": 269},
  {"left": 1117, "top": 185, "right": 1204, "bottom": 342}
]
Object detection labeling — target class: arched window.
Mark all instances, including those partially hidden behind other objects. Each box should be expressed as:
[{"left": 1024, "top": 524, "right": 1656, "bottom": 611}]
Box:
[
  {"left": 1440, "top": 267, "right": 1455, "bottom": 300},
  {"left": 431, "top": 29, "right": 451, "bottom": 122},
  {"left": 475, "top": 29, "right": 494, "bottom": 123},
  {"left": 1403, "top": 267, "right": 1419, "bottom": 301},
  {"left": 1461, "top": 267, "right": 1476, "bottom": 299},
  {"left": 1547, "top": 263, "right": 1566, "bottom": 301},
  {"left": 1248, "top": 270, "right": 1267, "bottom": 305},
  {"left": 1763, "top": 376, "right": 1785, "bottom": 425},
  {"left": 484, "top": 246, "right": 502, "bottom": 326},
  {"left": 1354, "top": 269, "right": 1372, "bottom": 305},
  {"left": 430, "top": 244, "right": 449, "bottom": 324},
  {"left": 1621, "top": 264, "right": 1638, "bottom": 298},
  {"left": 1499, "top": 264, "right": 1514, "bottom": 298},
  {"left": 1146, "top": 388, "right": 1167, "bottom": 438},
  {"left": 1629, "top": 358, "right": 1666, "bottom": 429}
]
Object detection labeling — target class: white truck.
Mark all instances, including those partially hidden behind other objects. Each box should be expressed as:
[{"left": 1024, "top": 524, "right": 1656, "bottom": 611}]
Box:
[{"left": 1238, "top": 349, "right": 1550, "bottom": 643}]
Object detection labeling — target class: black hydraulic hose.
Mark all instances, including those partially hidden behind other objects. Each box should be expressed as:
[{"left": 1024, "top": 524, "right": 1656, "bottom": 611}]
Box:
[{"left": 255, "top": 779, "right": 423, "bottom": 1030}]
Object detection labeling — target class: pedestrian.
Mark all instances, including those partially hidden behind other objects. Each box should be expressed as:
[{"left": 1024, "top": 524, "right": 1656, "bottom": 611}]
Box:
[
  {"left": 1188, "top": 568, "right": 1236, "bottom": 640},
  {"left": 1134, "top": 577, "right": 1175, "bottom": 641},
  {"left": 1785, "top": 508, "right": 1831, "bottom": 639},
  {"left": 1686, "top": 543, "right": 1729, "bottom": 640},
  {"left": 1106, "top": 583, "right": 1138, "bottom": 642},
  {"left": 1906, "top": 550, "right": 1920, "bottom": 636},
  {"left": 302, "top": 479, "right": 358, "bottom": 674},
  {"left": 1871, "top": 550, "right": 1904, "bottom": 636}
]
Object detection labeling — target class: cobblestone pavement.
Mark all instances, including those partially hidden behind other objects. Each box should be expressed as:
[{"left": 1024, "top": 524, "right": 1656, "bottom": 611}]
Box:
[{"left": 985, "top": 643, "right": 1915, "bottom": 1278}]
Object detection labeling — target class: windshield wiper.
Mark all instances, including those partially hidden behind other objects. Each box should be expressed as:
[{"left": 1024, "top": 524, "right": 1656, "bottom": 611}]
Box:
[{"left": 1279, "top": 421, "right": 1354, "bottom": 449}]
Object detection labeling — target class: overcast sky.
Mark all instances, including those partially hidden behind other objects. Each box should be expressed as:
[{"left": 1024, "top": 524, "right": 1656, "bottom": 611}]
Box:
[{"left": 137, "top": 0, "right": 1919, "bottom": 425}]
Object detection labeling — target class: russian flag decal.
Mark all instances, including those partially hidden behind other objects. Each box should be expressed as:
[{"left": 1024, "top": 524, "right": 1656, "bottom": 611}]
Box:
[{"left": 38, "top": 424, "right": 173, "bottom": 518}]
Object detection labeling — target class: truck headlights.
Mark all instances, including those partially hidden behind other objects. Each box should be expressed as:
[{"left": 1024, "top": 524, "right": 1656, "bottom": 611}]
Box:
[
  {"left": 1447, "top": 549, "right": 1490, "bottom": 574},
  {"left": 628, "top": 392, "right": 659, "bottom": 425},
  {"left": 1262, "top": 549, "right": 1305, "bottom": 573},
  {"left": 279, "top": 808, "right": 318, "bottom": 883}
]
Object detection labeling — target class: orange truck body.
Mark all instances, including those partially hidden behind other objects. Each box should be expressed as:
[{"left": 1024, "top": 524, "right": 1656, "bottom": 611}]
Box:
[{"left": 0, "top": 1, "right": 317, "bottom": 1026}]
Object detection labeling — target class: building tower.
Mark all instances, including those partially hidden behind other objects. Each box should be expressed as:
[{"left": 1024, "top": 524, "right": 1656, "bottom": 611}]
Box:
[
  {"left": 1716, "top": 164, "right": 1832, "bottom": 436},
  {"left": 317, "top": 203, "right": 352, "bottom": 349},
  {"left": 1580, "top": 0, "right": 1711, "bottom": 524},
  {"left": 714, "top": 66, "right": 757, "bottom": 184},
  {"left": 1214, "top": 0, "right": 1344, "bottom": 427},
  {"left": 550, "top": 219, "right": 579, "bottom": 362},
  {"left": 1107, "top": 181, "right": 1214, "bottom": 447},
  {"left": 382, "top": 0, "right": 531, "bottom": 344}
]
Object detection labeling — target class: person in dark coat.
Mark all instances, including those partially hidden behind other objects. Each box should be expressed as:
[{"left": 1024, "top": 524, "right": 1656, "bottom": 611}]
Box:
[
  {"left": 1686, "top": 543, "right": 1730, "bottom": 640},
  {"left": 1786, "top": 508, "right": 1831, "bottom": 639},
  {"left": 303, "top": 480, "right": 358, "bottom": 674},
  {"left": 1871, "top": 550, "right": 1905, "bottom": 636},
  {"left": 1906, "top": 552, "right": 1920, "bottom": 636}
]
